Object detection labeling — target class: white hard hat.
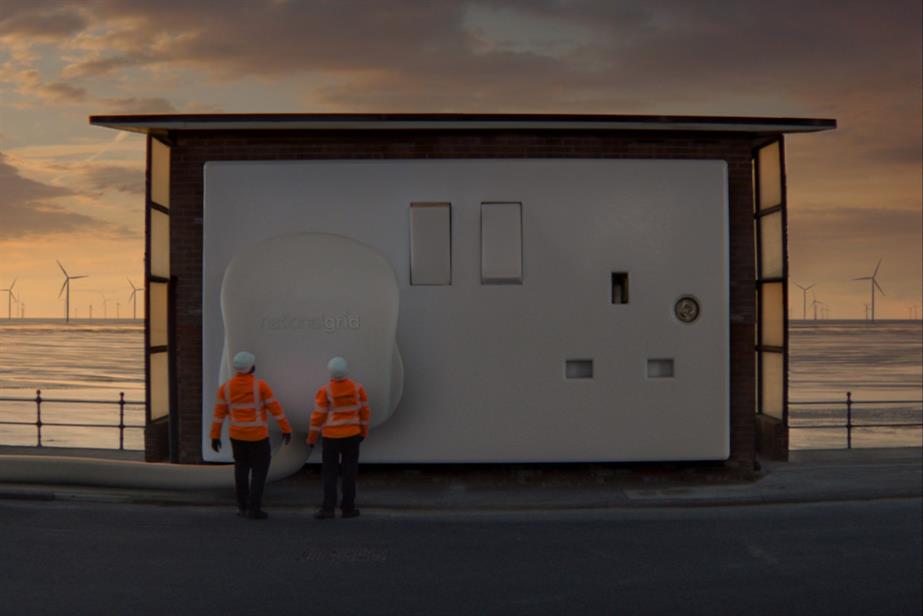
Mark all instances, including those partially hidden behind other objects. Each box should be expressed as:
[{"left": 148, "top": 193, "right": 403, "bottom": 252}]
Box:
[
  {"left": 233, "top": 351, "right": 255, "bottom": 373},
  {"left": 328, "top": 356, "right": 348, "bottom": 380}
]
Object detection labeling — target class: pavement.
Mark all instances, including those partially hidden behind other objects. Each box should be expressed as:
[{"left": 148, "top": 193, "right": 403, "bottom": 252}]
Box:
[{"left": 0, "top": 446, "right": 919, "bottom": 511}]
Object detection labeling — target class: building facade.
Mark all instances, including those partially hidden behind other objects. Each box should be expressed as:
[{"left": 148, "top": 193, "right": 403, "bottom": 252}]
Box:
[{"left": 90, "top": 113, "right": 835, "bottom": 467}]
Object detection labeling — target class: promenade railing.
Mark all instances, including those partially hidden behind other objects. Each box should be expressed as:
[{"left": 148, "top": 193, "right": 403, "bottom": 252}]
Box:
[
  {"left": 788, "top": 392, "right": 922, "bottom": 449},
  {"left": 0, "top": 390, "right": 144, "bottom": 451}
]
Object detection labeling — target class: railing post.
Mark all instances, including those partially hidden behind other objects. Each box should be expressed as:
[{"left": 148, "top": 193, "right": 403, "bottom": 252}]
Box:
[
  {"left": 35, "top": 389, "right": 43, "bottom": 448},
  {"left": 846, "top": 391, "right": 853, "bottom": 450},
  {"left": 118, "top": 392, "right": 126, "bottom": 451}
]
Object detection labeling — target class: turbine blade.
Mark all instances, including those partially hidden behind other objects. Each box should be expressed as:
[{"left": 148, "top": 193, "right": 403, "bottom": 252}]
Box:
[
  {"left": 9, "top": 291, "right": 17, "bottom": 301},
  {"left": 873, "top": 258, "right": 882, "bottom": 277},
  {"left": 70, "top": 275, "right": 88, "bottom": 280},
  {"left": 129, "top": 290, "right": 136, "bottom": 301},
  {"left": 9, "top": 278, "right": 16, "bottom": 291},
  {"left": 56, "top": 260, "right": 68, "bottom": 276},
  {"left": 806, "top": 284, "right": 815, "bottom": 290},
  {"left": 853, "top": 277, "right": 871, "bottom": 281},
  {"left": 874, "top": 280, "right": 885, "bottom": 295},
  {"left": 58, "top": 279, "right": 67, "bottom": 298},
  {"left": 794, "top": 282, "right": 805, "bottom": 290}
]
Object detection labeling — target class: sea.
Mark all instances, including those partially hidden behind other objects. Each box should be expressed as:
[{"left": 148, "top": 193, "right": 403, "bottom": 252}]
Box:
[{"left": 0, "top": 319, "right": 920, "bottom": 451}]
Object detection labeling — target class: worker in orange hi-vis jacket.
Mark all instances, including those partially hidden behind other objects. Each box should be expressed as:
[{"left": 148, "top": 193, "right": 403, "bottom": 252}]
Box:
[
  {"left": 307, "top": 356, "right": 370, "bottom": 519},
  {"left": 211, "top": 351, "right": 293, "bottom": 520}
]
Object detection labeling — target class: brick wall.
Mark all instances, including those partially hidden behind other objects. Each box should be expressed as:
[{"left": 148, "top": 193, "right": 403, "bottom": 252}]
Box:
[{"left": 166, "top": 129, "right": 761, "bottom": 465}]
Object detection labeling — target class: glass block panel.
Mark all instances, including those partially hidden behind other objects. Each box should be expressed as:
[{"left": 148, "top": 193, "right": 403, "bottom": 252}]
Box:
[
  {"left": 760, "top": 282, "right": 784, "bottom": 347},
  {"left": 151, "top": 138, "right": 170, "bottom": 208},
  {"left": 150, "top": 351, "right": 170, "bottom": 420},
  {"left": 760, "top": 211, "right": 783, "bottom": 279},
  {"left": 151, "top": 208, "right": 170, "bottom": 279},
  {"left": 760, "top": 351, "right": 784, "bottom": 419},
  {"left": 409, "top": 203, "right": 452, "bottom": 285},
  {"left": 758, "top": 141, "right": 781, "bottom": 210},
  {"left": 150, "top": 281, "right": 168, "bottom": 347}
]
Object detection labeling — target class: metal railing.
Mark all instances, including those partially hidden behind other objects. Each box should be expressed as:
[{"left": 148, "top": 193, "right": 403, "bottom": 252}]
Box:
[
  {"left": 788, "top": 391, "right": 923, "bottom": 449},
  {"left": 0, "top": 390, "right": 144, "bottom": 450}
]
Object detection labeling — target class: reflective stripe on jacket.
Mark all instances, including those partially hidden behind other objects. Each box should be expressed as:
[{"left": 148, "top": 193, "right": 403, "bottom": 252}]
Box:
[
  {"left": 211, "top": 374, "right": 293, "bottom": 442},
  {"left": 308, "top": 378, "right": 370, "bottom": 444}
]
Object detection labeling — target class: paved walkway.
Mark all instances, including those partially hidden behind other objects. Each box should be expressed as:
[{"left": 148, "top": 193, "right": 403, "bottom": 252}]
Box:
[{"left": 0, "top": 447, "right": 919, "bottom": 511}]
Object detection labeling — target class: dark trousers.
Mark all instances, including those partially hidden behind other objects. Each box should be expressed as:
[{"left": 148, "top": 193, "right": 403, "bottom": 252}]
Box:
[
  {"left": 231, "top": 438, "right": 271, "bottom": 511},
  {"left": 321, "top": 435, "right": 362, "bottom": 512}
]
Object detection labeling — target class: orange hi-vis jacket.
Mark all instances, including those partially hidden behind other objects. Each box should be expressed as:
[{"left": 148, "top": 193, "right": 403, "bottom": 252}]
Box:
[
  {"left": 211, "top": 373, "right": 293, "bottom": 442},
  {"left": 308, "top": 378, "right": 370, "bottom": 445}
]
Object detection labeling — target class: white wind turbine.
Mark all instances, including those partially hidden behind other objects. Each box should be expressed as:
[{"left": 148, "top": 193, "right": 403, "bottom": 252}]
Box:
[
  {"left": 853, "top": 259, "right": 885, "bottom": 321},
  {"left": 1, "top": 278, "right": 17, "bottom": 320},
  {"left": 57, "top": 260, "right": 87, "bottom": 323},
  {"left": 127, "top": 279, "right": 143, "bottom": 320},
  {"left": 793, "top": 282, "right": 815, "bottom": 320}
]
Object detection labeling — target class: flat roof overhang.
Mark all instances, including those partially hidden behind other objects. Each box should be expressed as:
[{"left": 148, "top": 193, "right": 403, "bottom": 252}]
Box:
[{"left": 88, "top": 113, "right": 836, "bottom": 135}]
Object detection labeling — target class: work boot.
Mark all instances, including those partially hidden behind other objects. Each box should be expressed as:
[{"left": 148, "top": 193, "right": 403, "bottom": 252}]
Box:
[
  {"left": 246, "top": 509, "right": 269, "bottom": 520},
  {"left": 341, "top": 509, "right": 360, "bottom": 519},
  {"left": 313, "top": 508, "right": 335, "bottom": 520}
]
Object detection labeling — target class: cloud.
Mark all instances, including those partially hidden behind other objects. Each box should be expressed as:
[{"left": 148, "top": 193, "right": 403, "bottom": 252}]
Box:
[
  {"left": 81, "top": 164, "right": 144, "bottom": 194},
  {"left": 789, "top": 206, "right": 923, "bottom": 244},
  {"left": 97, "top": 96, "right": 177, "bottom": 114},
  {"left": 0, "top": 152, "right": 112, "bottom": 240},
  {"left": 0, "top": 5, "right": 88, "bottom": 40}
]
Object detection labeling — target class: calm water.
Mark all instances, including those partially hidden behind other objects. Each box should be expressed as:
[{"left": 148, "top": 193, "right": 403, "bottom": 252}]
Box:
[{"left": 0, "top": 319, "right": 920, "bottom": 450}]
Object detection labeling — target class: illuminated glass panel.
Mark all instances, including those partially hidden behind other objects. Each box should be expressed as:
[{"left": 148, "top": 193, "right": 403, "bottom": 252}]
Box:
[
  {"left": 760, "top": 282, "right": 784, "bottom": 347},
  {"left": 758, "top": 141, "right": 781, "bottom": 210},
  {"left": 150, "top": 281, "right": 168, "bottom": 347},
  {"left": 150, "top": 351, "right": 170, "bottom": 420},
  {"left": 151, "top": 139, "right": 170, "bottom": 208},
  {"left": 760, "top": 211, "right": 783, "bottom": 278},
  {"left": 760, "top": 351, "right": 784, "bottom": 419},
  {"left": 151, "top": 209, "right": 170, "bottom": 278}
]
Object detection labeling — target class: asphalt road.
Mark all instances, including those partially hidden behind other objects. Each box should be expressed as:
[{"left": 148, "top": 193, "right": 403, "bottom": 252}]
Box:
[{"left": 0, "top": 499, "right": 920, "bottom": 616}]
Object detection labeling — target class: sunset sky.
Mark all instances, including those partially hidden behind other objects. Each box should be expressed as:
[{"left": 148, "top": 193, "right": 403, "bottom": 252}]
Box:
[{"left": 1, "top": 0, "right": 920, "bottom": 319}]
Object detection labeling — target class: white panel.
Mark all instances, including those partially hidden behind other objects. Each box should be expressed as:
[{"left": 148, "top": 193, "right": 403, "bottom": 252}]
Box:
[
  {"left": 204, "top": 159, "right": 730, "bottom": 462},
  {"left": 409, "top": 203, "right": 451, "bottom": 285},
  {"left": 481, "top": 202, "right": 523, "bottom": 284}
]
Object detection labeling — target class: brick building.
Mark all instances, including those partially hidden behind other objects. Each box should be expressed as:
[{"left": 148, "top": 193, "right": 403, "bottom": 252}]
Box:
[{"left": 89, "top": 113, "right": 835, "bottom": 467}]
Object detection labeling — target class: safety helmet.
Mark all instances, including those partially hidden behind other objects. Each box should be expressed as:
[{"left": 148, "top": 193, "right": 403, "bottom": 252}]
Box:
[
  {"left": 328, "top": 356, "right": 348, "bottom": 380},
  {"left": 233, "top": 351, "right": 256, "bottom": 373}
]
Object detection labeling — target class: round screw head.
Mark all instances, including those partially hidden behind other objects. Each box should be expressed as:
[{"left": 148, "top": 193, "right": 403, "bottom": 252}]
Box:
[{"left": 675, "top": 296, "right": 700, "bottom": 323}]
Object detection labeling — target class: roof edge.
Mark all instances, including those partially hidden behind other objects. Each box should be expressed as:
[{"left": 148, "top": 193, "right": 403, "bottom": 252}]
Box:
[{"left": 88, "top": 112, "right": 837, "bottom": 135}]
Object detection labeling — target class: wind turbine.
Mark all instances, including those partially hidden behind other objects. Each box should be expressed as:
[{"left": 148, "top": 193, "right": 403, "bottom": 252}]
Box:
[
  {"left": 101, "top": 295, "right": 111, "bottom": 319},
  {"left": 1, "top": 278, "right": 16, "bottom": 320},
  {"left": 127, "top": 279, "right": 143, "bottom": 320},
  {"left": 793, "top": 282, "right": 815, "bottom": 320},
  {"left": 57, "top": 260, "right": 87, "bottom": 323},
  {"left": 811, "top": 298, "right": 828, "bottom": 321},
  {"left": 853, "top": 259, "right": 885, "bottom": 321}
]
